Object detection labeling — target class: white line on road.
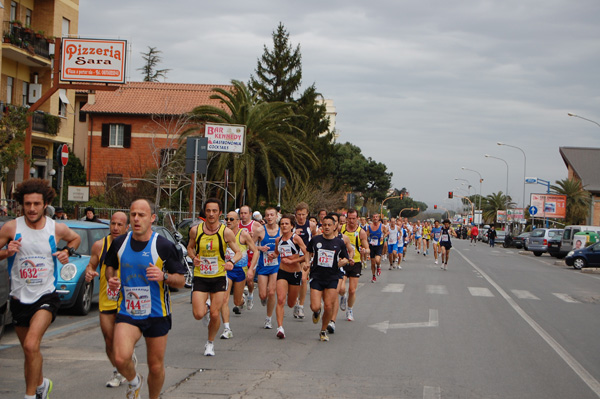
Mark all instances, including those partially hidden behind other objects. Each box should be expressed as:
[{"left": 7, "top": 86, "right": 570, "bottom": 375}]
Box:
[
  {"left": 369, "top": 309, "right": 439, "bottom": 333},
  {"left": 456, "top": 249, "right": 600, "bottom": 397},
  {"left": 382, "top": 283, "right": 405, "bottom": 292},
  {"left": 553, "top": 293, "right": 580, "bottom": 303},
  {"left": 426, "top": 285, "right": 448, "bottom": 295},
  {"left": 468, "top": 287, "right": 495, "bottom": 297},
  {"left": 511, "top": 290, "right": 540, "bottom": 300},
  {"left": 423, "top": 386, "right": 441, "bottom": 399}
]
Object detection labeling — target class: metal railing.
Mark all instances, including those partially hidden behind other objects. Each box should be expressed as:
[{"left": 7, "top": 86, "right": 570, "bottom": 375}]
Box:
[{"left": 3, "top": 21, "right": 51, "bottom": 60}]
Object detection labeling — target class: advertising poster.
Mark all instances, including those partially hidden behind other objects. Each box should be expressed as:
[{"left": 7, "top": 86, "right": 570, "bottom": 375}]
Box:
[
  {"left": 497, "top": 210, "right": 507, "bottom": 223},
  {"left": 507, "top": 208, "right": 524, "bottom": 222},
  {"left": 573, "top": 235, "right": 587, "bottom": 250},
  {"left": 530, "top": 194, "right": 567, "bottom": 219}
]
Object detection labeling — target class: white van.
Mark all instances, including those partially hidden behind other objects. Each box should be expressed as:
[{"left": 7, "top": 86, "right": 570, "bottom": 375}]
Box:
[{"left": 559, "top": 225, "right": 600, "bottom": 257}]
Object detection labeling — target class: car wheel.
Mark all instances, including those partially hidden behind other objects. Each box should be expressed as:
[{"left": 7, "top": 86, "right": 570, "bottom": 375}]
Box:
[
  {"left": 533, "top": 252, "right": 543, "bottom": 257},
  {"left": 73, "top": 278, "right": 93, "bottom": 315},
  {"left": 573, "top": 257, "right": 587, "bottom": 270}
]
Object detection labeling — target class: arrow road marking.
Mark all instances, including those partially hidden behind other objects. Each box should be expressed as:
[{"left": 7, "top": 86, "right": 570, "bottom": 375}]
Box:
[{"left": 369, "top": 309, "right": 439, "bottom": 333}]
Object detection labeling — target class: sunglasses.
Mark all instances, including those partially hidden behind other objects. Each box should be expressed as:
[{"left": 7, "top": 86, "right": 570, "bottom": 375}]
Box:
[{"left": 225, "top": 217, "right": 238, "bottom": 222}]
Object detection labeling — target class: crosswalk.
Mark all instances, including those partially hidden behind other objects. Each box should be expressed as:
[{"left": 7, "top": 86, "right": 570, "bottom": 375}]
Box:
[{"left": 378, "top": 284, "right": 583, "bottom": 303}]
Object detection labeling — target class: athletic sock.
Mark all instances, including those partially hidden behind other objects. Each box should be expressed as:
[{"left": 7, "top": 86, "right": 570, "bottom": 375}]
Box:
[
  {"left": 224, "top": 322, "right": 230, "bottom": 330},
  {"left": 129, "top": 375, "right": 140, "bottom": 387}
]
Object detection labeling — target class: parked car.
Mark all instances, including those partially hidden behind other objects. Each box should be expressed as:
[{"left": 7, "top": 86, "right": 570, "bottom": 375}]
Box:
[
  {"left": 559, "top": 225, "right": 600, "bottom": 258},
  {"left": 55, "top": 220, "right": 110, "bottom": 315},
  {"left": 152, "top": 225, "right": 193, "bottom": 289},
  {"left": 565, "top": 241, "right": 600, "bottom": 269},
  {"left": 513, "top": 232, "right": 531, "bottom": 249},
  {"left": 0, "top": 217, "right": 13, "bottom": 339},
  {"left": 547, "top": 235, "right": 562, "bottom": 258},
  {"left": 495, "top": 230, "right": 508, "bottom": 246},
  {"left": 527, "top": 228, "right": 563, "bottom": 256}
]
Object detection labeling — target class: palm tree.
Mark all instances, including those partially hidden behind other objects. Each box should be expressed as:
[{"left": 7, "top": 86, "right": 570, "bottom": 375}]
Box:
[
  {"left": 187, "top": 80, "right": 318, "bottom": 206},
  {"left": 550, "top": 178, "right": 591, "bottom": 225},
  {"left": 482, "top": 191, "right": 515, "bottom": 223}
]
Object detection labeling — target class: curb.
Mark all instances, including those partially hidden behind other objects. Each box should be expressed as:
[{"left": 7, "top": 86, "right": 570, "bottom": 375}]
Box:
[{"left": 581, "top": 268, "right": 600, "bottom": 274}]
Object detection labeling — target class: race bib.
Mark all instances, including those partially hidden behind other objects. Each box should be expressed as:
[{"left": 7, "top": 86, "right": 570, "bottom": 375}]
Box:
[
  {"left": 265, "top": 250, "right": 278, "bottom": 267},
  {"left": 369, "top": 238, "right": 379, "bottom": 246},
  {"left": 107, "top": 284, "right": 120, "bottom": 302},
  {"left": 124, "top": 286, "right": 152, "bottom": 316},
  {"left": 317, "top": 249, "right": 335, "bottom": 268},
  {"left": 279, "top": 246, "right": 293, "bottom": 258},
  {"left": 199, "top": 256, "right": 219, "bottom": 275},
  {"left": 225, "top": 248, "right": 235, "bottom": 262},
  {"left": 18, "top": 258, "right": 50, "bottom": 286},
  {"left": 441, "top": 234, "right": 449, "bottom": 242}
]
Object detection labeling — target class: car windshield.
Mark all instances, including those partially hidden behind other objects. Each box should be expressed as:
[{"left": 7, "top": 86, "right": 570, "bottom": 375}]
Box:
[
  {"left": 530, "top": 229, "right": 546, "bottom": 238},
  {"left": 58, "top": 228, "right": 108, "bottom": 256}
]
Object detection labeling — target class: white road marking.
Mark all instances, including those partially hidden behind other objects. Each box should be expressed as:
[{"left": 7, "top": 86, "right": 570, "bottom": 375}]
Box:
[
  {"left": 369, "top": 309, "right": 439, "bottom": 333},
  {"left": 382, "top": 283, "right": 405, "bottom": 292},
  {"left": 511, "top": 290, "right": 540, "bottom": 300},
  {"left": 455, "top": 249, "right": 600, "bottom": 397},
  {"left": 426, "top": 285, "right": 448, "bottom": 295},
  {"left": 423, "top": 386, "right": 441, "bottom": 399},
  {"left": 468, "top": 287, "right": 495, "bottom": 297},
  {"left": 553, "top": 293, "right": 580, "bottom": 303}
]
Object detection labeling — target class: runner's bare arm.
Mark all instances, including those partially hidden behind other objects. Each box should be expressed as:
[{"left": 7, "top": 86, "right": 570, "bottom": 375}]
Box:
[
  {"left": 54, "top": 223, "right": 81, "bottom": 264},
  {"left": 0, "top": 220, "right": 17, "bottom": 260},
  {"left": 224, "top": 227, "right": 242, "bottom": 267},
  {"left": 84, "top": 239, "right": 103, "bottom": 282}
]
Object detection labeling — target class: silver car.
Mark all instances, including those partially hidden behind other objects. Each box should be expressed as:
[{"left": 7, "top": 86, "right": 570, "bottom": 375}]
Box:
[{"left": 527, "top": 228, "right": 563, "bottom": 256}]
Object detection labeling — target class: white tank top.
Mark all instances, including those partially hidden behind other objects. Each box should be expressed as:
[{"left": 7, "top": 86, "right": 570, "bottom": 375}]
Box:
[
  {"left": 9, "top": 217, "right": 58, "bottom": 303},
  {"left": 388, "top": 226, "right": 398, "bottom": 244}
]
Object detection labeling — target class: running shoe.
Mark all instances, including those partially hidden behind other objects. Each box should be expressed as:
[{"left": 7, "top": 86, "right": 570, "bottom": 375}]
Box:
[
  {"left": 202, "top": 302, "right": 211, "bottom": 327},
  {"left": 293, "top": 304, "right": 300, "bottom": 318},
  {"left": 220, "top": 328, "right": 233, "bottom": 339},
  {"left": 204, "top": 341, "right": 215, "bottom": 356},
  {"left": 435, "top": 260, "right": 438, "bottom": 265},
  {"left": 397, "top": 264, "right": 402, "bottom": 270},
  {"left": 126, "top": 374, "right": 143, "bottom": 399},
  {"left": 444, "top": 263, "right": 448, "bottom": 270},
  {"left": 106, "top": 370, "right": 126, "bottom": 387},
  {"left": 340, "top": 295, "right": 347, "bottom": 311},
  {"left": 346, "top": 309, "right": 354, "bottom": 321},
  {"left": 376, "top": 267, "right": 381, "bottom": 276},
  {"left": 297, "top": 305, "right": 305, "bottom": 319},
  {"left": 276, "top": 326, "right": 285, "bottom": 339},
  {"left": 389, "top": 265, "right": 393, "bottom": 270},
  {"left": 320, "top": 330, "right": 329, "bottom": 342},
  {"left": 312, "top": 309, "right": 321, "bottom": 324},
  {"left": 36, "top": 378, "right": 53, "bottom": 399},
  {"left": 261, "top": 297, "right": 267, "bottom": 307},
  {"left": 233, "top": 301, "right": 244, "bottom": 314},
  {"left": 264, "top": 317, "right": 273, "bottom": 329},
  {"left": 247, "top": 294, "right": 254, "bottom": 310},
  {"left": 424, "top": 252, "right": 426, "bottom": 257},
  {"left": 327, "top": 320, "right": 336, "bottom": 334},
  {"left": 371, "top": 275, "right": 376, "bottom": 283}
]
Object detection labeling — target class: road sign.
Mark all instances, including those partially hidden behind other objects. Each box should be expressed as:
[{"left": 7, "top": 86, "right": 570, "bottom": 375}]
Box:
[
  {"left": 60, "top": 144, "right": 69, "bottom": 167},
  {"left": 275, "top": 176, "right": 286, "bottom": 189},
  {"left": 529, "top": 206, "right": 538, "bottom": 216},
  {"left": 525, "top": 177, "right": 537, "bottom": 184}
]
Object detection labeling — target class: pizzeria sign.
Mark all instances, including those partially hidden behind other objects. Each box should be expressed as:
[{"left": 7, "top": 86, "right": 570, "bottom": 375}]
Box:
[{"left": 61, "top": 38, "right": 127, "bottom": 83}]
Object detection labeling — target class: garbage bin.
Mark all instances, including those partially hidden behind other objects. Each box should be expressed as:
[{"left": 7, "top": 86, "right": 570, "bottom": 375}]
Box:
[{"left": 573, "top": 231, "right": 599, "bottom": 250}]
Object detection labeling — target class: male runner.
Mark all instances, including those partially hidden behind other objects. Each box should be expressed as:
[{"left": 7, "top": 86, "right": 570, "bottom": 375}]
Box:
[
  {"left": 0, "top": 179, "right": 81, "bottom": 399},
  {"left": 105, "top": 199, "right": 186, "bottom": 399},
  {"left": 470, "top": 224, "right": 479, "bottom": 246},
  {"left": 367, "top": 213, "right": 387, "bottom": 282},
  {"left": 254, "top": 207, "right": 281, "bottom": 329},
  {"left": 307, "top": 215, "right": 349, "bottom": 341},
  {"left": 387, "top": 218, "right": 399, "bottom": 269},
  {"left": 327, "top": 212, "right": 354, "bottom": 333},
  {"left": 238, "top": 205, "right": 264, "bottom": 310},
  {"left": 431, "top": 220, "right": 442, "bottom": 265},
  {"left": 293, "top": 202, "right": 318, "bottom": 319},
  {"left": 341, "top": 209, "right": 369, "bottom": 321},
  {"left": 187, "top": 198, "right": 241, "bottom": 356},
  {"left": 439, "top": 219, "right": 458, "bottom": 270},
  {"left": 84, "top": 211, "right": 132, "bottom": 388},
  {"left": 220, "top": 211, "right": 259, "bottom": 339}
]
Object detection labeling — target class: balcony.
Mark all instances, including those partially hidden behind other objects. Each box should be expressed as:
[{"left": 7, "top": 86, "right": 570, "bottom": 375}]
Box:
[
  {"left": 2, "top": 22, "right": 52, "bottom": 67},
  {"left": 32, "top": 111, "right": 61, "bottom": 136}
]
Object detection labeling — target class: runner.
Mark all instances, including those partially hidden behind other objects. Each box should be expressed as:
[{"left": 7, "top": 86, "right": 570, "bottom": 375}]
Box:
[
  {"left": 187, "top": 198, "right": 242, "bottom": 356},
  {"left": 414, "top": 221, "right": 423, "bottom": 254},
  {"left": 387, "top": 217, "right": 399, "bottom": 269},
  {"left": 219, "top": 211, "right": 259, "bottom": 339},
  {"left": 431, "top": 220, "right": 442, "bottom": 265},
  {"left": 422, "top": 221, "right": 431, "bottom": 256},
  {"left": 307, "top": 215, "right": 350, "bottom": 341},
  {"left": 84, "top": 211, "right": 133, "bottom": 388},
  {"left": 268, "top": 214, "right": 308, "bottom": 339},
  {"left": 0, "top": 178, "right": 81, "bottom": 399},
  {"left": 254, "top": 207, "right": 281, "bottom": 329},
  {"left": 293, "top": 202, "right": 317, "bottom": 319},
  {"left": 396, "top": 220, "right": 405, "bottom": 270},
  {"left": 439, "top": 219, "right": 458, "bottom": 270},
  {"left": 341, "top": 209, "right": 369, "bottom": 321},
  {"left": 403, "top": 219, "right": 413, "bottom": 262},
  {"left": 105, "top": 199, "right": 186, "bottom": 399},
  {"left": 470, "top": 224, "right": 479, "bottom": 246},
  {"left": 238, "top": 205, "right": 264, "bottom": 310},
  {"left": 367, "top": 213, "right": 387, "bottom": 282}
]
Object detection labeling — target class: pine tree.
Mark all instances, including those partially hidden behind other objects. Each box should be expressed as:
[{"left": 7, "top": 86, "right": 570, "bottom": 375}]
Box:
[
  {"left": 138, "top": 46, "right": 170, "bottom": 82},
  {"left": 249, "top": 23, "right": 302, "bottom": 102}
]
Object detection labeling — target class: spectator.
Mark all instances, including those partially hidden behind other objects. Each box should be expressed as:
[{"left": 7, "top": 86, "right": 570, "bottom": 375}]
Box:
[
  {"left": 53, "top": 207, "right": 67, "bottom": 220},
  {"left": 84, "top": 206, "right": 101, "bottom": 223}
]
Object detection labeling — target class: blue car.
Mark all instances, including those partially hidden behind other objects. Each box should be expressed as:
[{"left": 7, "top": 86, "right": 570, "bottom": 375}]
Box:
[
  {"left": 55, "top": 220, "right": 109, "bottom": 315},
  {"left": 565, "top": 241, "right": 600, "bottom": 270}
]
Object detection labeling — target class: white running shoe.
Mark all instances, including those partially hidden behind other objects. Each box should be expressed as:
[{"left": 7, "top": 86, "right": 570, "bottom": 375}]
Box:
[
  {"left": 204, "top": 341, "right": 215, "bottom": 356},
  {"left": 264, "top": 317, "right": 273, "bottom": 329},
  {"left": 106, "top": 370, "right": 126, "bottom": 387},
  {"left": 434, "top": 260, "right": 438, "bottom": 265},
  {"left": 220, "top": 328, "right": 233, "bottom": 339},
  {"left": 297, "top": 305, "right": 305, "bottom": 319},
  {"left": 247, "top": 294, "right": 254, "bottom": 310},
  {"left": 37, "top": 377, "right": 53, "bottom": 399},
  {"left": 346, "top": 309, "right": 354, "bottom": 321},
  {"left": 276, "top": 326, "right": 285, "bottom": 339},
  {"left": 340, "top": 295, "right": 347, "bottom": 311},
  {"left": 293, "top": 304, "right": 300, "bottom": 318}
]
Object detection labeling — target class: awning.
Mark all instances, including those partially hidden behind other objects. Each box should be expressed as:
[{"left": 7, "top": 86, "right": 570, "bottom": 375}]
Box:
[{"left": 59, "top": 89, "right": 70, "bottom": 104}]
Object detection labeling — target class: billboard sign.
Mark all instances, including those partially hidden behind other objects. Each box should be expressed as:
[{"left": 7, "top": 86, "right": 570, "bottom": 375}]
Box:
[
  {"left": 497, "top": 210, "right": 507, "bottom": 223},
  {"left": 205, "top": 123, "right": 246, "bottom": 154},
  {"left": 507, "top": 208, "right": 524, "bottom": 222},
  {"left": 530, "top": 193, "right": 567, "bottom": 219},
  {"left": 61, "top": 38, "right": 127, "bottom": 83}
]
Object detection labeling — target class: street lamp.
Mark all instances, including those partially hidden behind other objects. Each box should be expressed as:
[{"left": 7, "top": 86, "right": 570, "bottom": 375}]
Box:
[
  {"left": 497, "top": 142, "right": 527, "bottom": 213},
  {"left": 567, "top": 113, "right": 600, "bottom": 128},
  {"left": 29, "top": 167, "right": 36, "bottom": 177},
  {"left": 455, "top": 178, "right": 472, "bottom": 196},
  {"left": 485, "top": 154, "right": 509, "bottom": 226},
  {"left": 461, "top": 167, "right": 483, "bottom": 222}
]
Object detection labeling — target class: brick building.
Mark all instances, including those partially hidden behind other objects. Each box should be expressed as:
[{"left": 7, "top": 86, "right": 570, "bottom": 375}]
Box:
[
  {"left": 80, "top": 81, "right": 232, "bottom": 195},
  {"left": 559, "top": 147, "right": 600, "bottom": 226}
]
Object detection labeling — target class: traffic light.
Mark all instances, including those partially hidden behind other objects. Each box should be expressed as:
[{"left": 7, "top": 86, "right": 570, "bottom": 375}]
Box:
[
  {"left": 448, "top": 191, "right": 453, "bottom": 199},
  {"left": 434, "top": 205, "right": 437, "bottom": 209}
]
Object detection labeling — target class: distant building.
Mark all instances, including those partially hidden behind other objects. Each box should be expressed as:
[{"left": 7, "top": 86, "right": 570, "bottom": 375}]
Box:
[
  {"left": 559, "top": 147, "right": 600, "bottom": 226},
  {"left": 318, "top": 98, "right": 338, "bottom": 141}
]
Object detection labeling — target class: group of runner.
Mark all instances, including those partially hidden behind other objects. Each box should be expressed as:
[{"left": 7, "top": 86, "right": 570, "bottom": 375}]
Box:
[{"left": 0, "top": 179, "right": 459, "bottom": 399}]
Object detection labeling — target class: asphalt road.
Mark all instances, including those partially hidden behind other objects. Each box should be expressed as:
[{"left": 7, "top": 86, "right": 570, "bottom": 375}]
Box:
[{"left": 1, "top": 239, "right": 600, "bottom": 399}]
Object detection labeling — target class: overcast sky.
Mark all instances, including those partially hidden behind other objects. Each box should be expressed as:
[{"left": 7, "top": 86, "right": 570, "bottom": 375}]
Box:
[{"left": 79, "top": 0, "right": 600, "bottom": 211}]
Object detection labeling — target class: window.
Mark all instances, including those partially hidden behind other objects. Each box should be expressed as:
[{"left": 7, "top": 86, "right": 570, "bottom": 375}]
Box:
[
  {"left": 7, "top": 77, "right": 14, "bottom": 104},
  {"left": 62, "top": 18, "right": 70, "bottom": 37},
  {"left": 58, "top": 89, "right": 69, "bottom": 117},
  {"left": 22, "top": 82, "right": 29, "bottom": 106},
  {"left": 25, "top": 9, "right": 32, "bottom": 27},
  {"left": 101, "top": 124, "right": 131, "bottom": 148},
  {"left": 10, "top": 2, "right": 17, "bottom": 21},
  {"left": 78, "top": 101, "right": 87, "bottom": 122},
  {"left": 106, "top": 174, "right": 123, "bottom": 191}
]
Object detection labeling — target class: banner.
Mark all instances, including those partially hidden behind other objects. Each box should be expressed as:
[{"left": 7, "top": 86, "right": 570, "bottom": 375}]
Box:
[{"left": 530, "top": 194, "right": 567, "bottom": 219}]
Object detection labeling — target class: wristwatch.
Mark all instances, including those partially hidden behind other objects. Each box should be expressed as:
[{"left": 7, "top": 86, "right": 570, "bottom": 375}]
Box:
[
  {"left": 163, "top": 272, "right": 169, "bottom": 282},
  {"left": 63, "top": 246, "right": 76, "bottom": 256}
]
